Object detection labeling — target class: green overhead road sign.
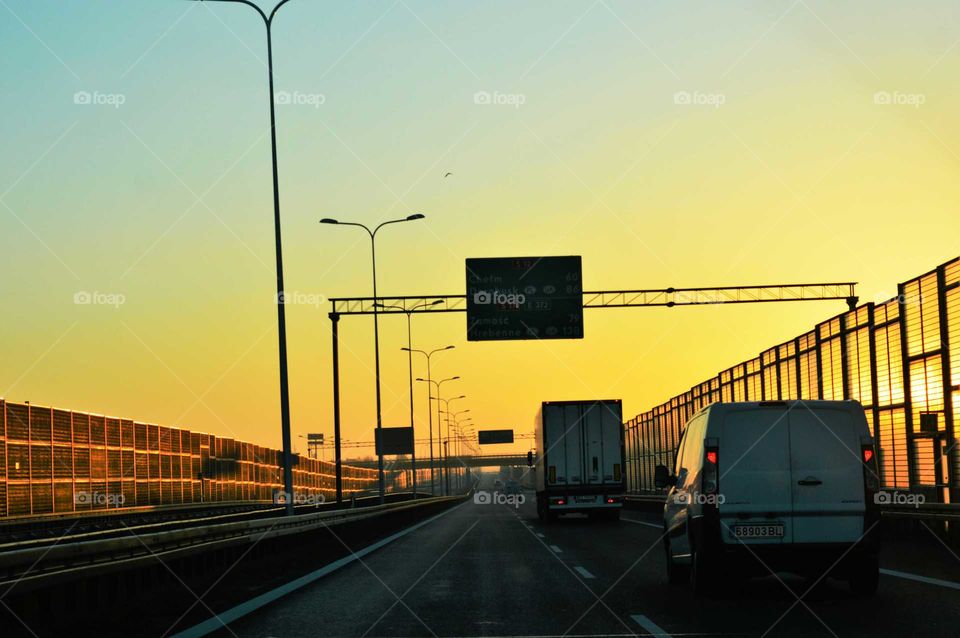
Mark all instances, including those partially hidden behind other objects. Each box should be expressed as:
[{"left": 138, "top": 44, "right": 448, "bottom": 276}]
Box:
[
  {"left": 466, "top": 256, "right": 583, "bottom": 341},
  {"left": 478, "top": 429, "right": 515, "bottom": 444}
]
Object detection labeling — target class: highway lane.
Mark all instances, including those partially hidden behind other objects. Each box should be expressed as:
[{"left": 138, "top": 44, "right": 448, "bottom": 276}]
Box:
[{"left": 206, "top": 484, "right": 960, "bottom": 638}]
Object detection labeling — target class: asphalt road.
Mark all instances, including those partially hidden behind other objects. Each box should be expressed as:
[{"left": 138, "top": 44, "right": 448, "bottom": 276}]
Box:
[{"left": 206, "top": 478, "right": 960, "bottom": 638}]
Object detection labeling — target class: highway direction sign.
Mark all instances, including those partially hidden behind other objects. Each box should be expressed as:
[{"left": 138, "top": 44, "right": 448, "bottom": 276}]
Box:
[
  {"left": 465, "top": 256, "right": 584, "bottom": 341},
  {"left": 375, "top": 427, "right": 415, "bottom": 455},
  {"left": 478, "top": 429, "right": 515, "bottom": 444}
]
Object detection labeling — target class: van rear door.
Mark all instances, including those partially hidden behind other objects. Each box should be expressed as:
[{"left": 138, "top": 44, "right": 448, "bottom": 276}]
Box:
[
  {"left": 719, "top": 406, "right": 794, "bottom": 543},
  {"left": 788, "top": 405, "right": 866, "bottom": 543}
]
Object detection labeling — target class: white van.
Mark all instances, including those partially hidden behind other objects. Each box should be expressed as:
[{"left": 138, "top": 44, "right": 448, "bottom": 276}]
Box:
[{"left": 656, "top": 400, "right": 881, "bottom": 595}]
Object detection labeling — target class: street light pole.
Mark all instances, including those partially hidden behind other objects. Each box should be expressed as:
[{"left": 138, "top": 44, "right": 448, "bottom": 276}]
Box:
[
  {"left": 320, "top": 215, "right": 425, "bottom": 504},
  {"left": 187, "top": 0, "right": 302, "bottom": 514},
  {"left": 406, "top": 344, "right": 453, "bottom": 496},
  {"left": 418, "top": 376, "right": 459, "bottom": 494},
  {"left": 436, "top": 395, "right": 466, "bottom": 495},
  {"left": 378, "top": 301, "right": 442, "bottom": 498}
]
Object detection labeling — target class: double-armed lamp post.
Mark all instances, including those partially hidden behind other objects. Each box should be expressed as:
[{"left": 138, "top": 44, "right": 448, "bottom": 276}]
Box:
[
  {"left": 375, "top": 300, "right": 443, "bottom": 497},
  {"left": 320, "top": 215, "right": 425, "bottom": 503},
  {"left": 406, "top": 346, "right": 454, "bottom": 495}
]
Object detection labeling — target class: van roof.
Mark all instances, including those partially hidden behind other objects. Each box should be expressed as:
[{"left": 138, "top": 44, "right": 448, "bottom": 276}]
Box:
[{"left": 695, "top": 399, "right": 864, "bottom": 418}]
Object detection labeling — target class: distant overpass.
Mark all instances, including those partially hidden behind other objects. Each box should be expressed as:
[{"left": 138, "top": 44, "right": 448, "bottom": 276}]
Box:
[{"left": 348, "top": 454, "right": 529, "bottom": 470}]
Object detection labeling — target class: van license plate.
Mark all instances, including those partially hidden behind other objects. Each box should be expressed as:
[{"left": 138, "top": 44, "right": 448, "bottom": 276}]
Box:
[{"left": 733, "top": 524, "right": 784, "bottom": 539}]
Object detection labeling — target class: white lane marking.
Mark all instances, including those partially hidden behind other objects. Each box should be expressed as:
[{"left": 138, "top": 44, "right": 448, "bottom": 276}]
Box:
[
  {"left": 631, "top": 614, "right": 671, "bottom": 637},
  {"left": 549, "top": 544, "right": 563, "bottom": 553},
  {"left": 573, "top": 565, "right": 595, "bottom": 579},
  {"left": 621, "top": 517, "right": 661, "bottom": 529},
  {"left": 536, "top": 532, "right": 545, "bottom": 538},
  {"left": 881, "top": 568, "right": 960, "bottom": 591},
  {"left": 172, "top": 501, "right": 468, "bottom": 638}
]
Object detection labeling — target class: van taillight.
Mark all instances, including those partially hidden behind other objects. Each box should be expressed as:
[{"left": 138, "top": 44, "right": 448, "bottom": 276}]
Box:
[
  {"left": 702, "top": 441, "right": 719, "bottom": 495},
  {"left": 861, "top": 443, "right": 879, "bottom": 494}
]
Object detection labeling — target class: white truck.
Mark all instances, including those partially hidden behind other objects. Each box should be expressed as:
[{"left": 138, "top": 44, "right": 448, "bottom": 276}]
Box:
[{"left": 534, "top": 399, "right": 626, "bottom": 522}]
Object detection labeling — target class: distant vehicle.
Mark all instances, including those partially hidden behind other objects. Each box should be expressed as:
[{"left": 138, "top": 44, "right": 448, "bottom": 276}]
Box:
[
  {"left": 504, "top": 479, "right": 521, "bottom": 495},
  {"left": 657, "top": 400, "right": 880, "bottom": 595},
  {"left": 533, "top": 400, "right": 625, "bottom": 522}
]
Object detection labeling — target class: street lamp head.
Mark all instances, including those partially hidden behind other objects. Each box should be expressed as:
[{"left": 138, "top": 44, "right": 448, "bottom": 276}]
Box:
[
  {"left": 406, "top": 213, "right": 425, "bottom": 221},
  {"left": 319, "top": 218, "right": 339, "bottom": 224},
  {"left": 415, "top": 377, "right": 426, "bottom": 382},
  {"left": 452, "top": 375, "right": 461, "bottom": 380},
  {"left": 445, "top": 345, "right": 455, "bottom": 350}
]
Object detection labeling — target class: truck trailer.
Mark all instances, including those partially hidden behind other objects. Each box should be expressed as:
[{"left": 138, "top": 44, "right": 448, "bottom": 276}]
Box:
[{"left": 534, "top": 399, "right": 625, "bottom": 522}]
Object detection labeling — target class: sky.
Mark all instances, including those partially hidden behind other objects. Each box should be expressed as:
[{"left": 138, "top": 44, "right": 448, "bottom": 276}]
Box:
[{"left": 1, "top": 1, "right": 959, "bottom": 460}]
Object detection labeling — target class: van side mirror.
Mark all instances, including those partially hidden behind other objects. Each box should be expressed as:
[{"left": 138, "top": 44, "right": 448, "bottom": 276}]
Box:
[
  {"left": 654, "top": 465, "right": 676, "bottom": 489},
  {"left": 526, "top": 451, "right": 534, "bottom": 467}
]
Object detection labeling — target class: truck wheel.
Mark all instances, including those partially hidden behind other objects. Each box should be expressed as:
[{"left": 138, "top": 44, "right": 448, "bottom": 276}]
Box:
[
  {"left": 849, "top": 554, "right": 879, "bottom": 595},
  {"left": 665, "top": 538, "right": 687, "bottom": 585}
]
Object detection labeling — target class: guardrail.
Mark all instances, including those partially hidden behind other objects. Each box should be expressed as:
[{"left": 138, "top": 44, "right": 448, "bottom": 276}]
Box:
[{"left": 0, "top": 495, "right": 460, "bottom": 595}]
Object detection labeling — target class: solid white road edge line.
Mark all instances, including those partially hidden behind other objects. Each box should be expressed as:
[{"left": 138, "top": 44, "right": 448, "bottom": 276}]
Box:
[{"left": 172, "top": 500, "right": 469, "bottom": 638}]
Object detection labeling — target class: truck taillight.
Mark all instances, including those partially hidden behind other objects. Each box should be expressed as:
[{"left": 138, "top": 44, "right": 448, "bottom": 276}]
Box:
[{"left": 702, "top": 439, "right": 719, "bottom": 495}]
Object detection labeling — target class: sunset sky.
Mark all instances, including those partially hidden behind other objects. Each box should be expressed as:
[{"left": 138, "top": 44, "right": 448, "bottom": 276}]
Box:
[{"left": 1, "top": 1, "right": 958, "bottom": 460}]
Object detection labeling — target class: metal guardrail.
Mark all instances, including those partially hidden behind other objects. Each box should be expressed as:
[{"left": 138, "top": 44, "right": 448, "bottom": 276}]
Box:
[{"left": 0, "top": 495, "right": 460, "bottom": 595}]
